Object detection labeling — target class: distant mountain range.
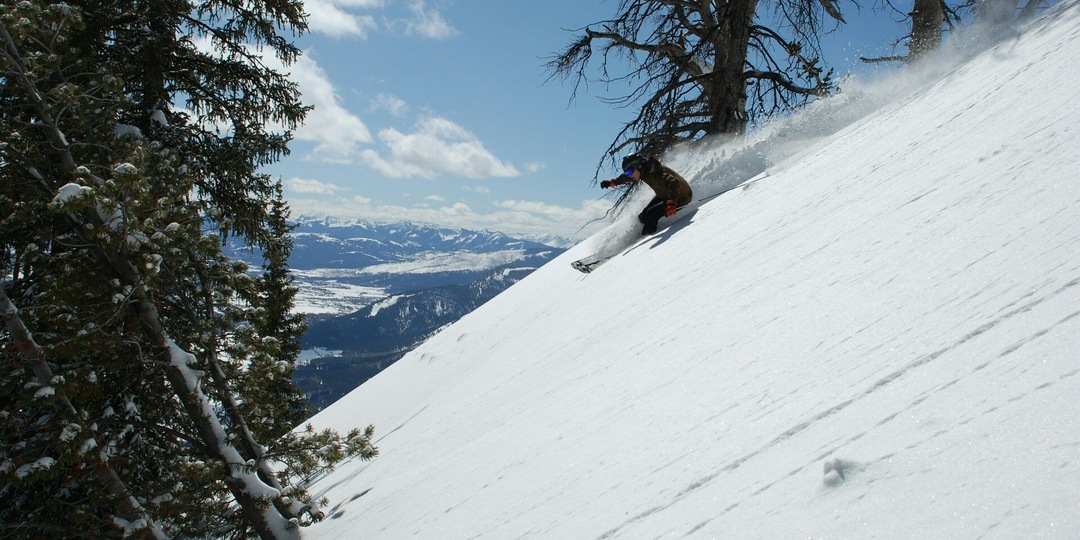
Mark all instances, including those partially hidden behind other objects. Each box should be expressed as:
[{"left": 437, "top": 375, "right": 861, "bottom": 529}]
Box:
[
  {"left": 280, "top": 218, "right": 570, "bottom": 313},
  {"left": 289, "top": 217, "right": 574, "bottom": 271},
  {"left": 275, "top": 217, "right": 573, "bottom": 409}
]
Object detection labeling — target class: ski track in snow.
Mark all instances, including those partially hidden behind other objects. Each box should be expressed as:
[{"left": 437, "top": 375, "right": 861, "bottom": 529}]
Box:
[{"left": 302, "top": 5, "right": 1080, "bottom": 539}]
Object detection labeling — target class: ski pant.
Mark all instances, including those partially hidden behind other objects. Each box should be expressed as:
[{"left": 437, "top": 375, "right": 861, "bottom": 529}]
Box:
[{"left": 638, "top": 196, "right": 669, "bottom": 235}]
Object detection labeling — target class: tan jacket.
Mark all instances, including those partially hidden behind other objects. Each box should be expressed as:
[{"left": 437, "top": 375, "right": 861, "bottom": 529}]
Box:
[{"left": 610, "top": 164, "right": 693, "bottom": 206}]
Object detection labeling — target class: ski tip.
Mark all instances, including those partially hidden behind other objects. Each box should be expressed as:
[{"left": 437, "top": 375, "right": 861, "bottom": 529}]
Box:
[{"left": 571, "top": 261, "right": 594, "bottom": 274}]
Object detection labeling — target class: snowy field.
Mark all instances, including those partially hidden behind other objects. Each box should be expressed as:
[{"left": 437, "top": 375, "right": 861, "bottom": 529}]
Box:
[{"left": 301, "top": 4, "right": 1080, "bottom": 538}]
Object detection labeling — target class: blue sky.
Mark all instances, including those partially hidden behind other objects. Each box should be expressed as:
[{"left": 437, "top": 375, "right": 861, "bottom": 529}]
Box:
[{"left": 269, "top": 0, "right": 909, "bottom": 238}]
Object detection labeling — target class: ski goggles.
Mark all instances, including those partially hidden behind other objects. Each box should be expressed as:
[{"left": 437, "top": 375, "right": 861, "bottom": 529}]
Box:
[{"left": 624, "top": 169, "right": 635, "bottom": 177}]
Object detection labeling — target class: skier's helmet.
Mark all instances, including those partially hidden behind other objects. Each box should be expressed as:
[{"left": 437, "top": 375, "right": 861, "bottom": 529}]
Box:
[{"left": 621, "top": 154, "right": 648, "bottom": 174}]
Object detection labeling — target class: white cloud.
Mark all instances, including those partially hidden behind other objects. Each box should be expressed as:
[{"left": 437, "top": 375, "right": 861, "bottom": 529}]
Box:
[
  {"left": 371, "top": 93, "right": 409, "bottom": 117},
  {"left": 444, "top": 202, "right": 475, "bottom": 215},
  {"left": 426, "top": 194, "right": 446, "bottom": 202},
  {"left": 304, "top": 0, "right": 380, "bottom": 38},
  {"left": 287, "top": 53, "right": 373, "bottom": 162},
  {"left": 361, "top": 116, "right": 519, "bottom": 179},
  {"left": 333, "top": 0, "right": 387, "bottom": 6},
  {"left": 302, "top": 0, "right": 455, "bottom": 40},
  {"left": 287, "top": 196, "right": 609, "bottom": 239},
  {"left": 401, "top": 0, "right": 458, "bottom": 39},
  {"left": 525, "top": 161, "right": 547, "bottom": 173},
  {"left": 286, "top": 177, "right": 347, "bottom": 194},
  {"left": 494, "top": 199, "right": 610, "bottom": 223}
]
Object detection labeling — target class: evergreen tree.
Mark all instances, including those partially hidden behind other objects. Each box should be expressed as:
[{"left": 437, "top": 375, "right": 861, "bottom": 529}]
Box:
[
  {"left": 0, "top": 1, "right": 375, "bottom": 538},
  {"left": 242, "top": 184, "right": 312, "bottom": 442}
]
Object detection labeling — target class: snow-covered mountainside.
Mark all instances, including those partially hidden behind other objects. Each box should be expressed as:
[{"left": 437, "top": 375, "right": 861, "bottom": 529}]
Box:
[{"left": 301, "top": 5, "right": 1080, "bottom": 539}]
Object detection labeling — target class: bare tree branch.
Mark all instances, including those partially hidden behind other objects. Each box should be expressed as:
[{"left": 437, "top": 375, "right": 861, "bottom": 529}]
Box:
[{"left": 547, "top": 0, "right": 838, "bottom": 177}]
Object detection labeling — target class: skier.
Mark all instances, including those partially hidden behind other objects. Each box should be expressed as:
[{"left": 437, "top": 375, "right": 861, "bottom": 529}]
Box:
[{"left": 600, "top": 154, "right": 693, "bottom": 235}]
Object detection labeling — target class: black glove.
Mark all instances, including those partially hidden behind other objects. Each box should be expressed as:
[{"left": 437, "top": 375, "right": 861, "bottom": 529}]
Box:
[{"left": 600, "top": 180, "right": 614, "bottom": 189}]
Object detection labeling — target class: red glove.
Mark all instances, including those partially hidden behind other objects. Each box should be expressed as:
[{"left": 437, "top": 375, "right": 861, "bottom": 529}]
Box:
[{"left": 664, "top": 200, "right": 677, "bottom": 217}]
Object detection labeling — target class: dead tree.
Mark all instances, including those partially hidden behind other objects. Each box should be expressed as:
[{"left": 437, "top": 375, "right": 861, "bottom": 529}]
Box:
[{"left": 548, "top": 0, "right": 844, "bottom": 166}]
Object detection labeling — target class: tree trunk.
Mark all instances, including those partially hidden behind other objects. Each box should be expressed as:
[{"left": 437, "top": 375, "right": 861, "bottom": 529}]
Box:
[
  {"left": 708, "top": 0, "right": 759, "bottom": 134},
  {"left": 910, "top": 0, "right": 945, "bottom": 59}
]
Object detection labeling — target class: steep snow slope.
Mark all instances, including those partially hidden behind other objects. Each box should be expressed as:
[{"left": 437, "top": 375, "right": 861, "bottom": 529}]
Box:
[{"left": 302, "top": 5, "right": 1080, "bottom": 539}]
